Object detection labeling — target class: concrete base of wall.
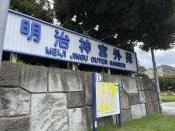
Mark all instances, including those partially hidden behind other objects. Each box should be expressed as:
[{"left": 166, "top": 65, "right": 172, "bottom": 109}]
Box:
[{"left": 0, "top": 62, "right": 160, "bottom": 131}]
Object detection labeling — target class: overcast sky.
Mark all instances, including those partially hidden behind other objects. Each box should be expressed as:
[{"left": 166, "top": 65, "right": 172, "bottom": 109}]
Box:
[{"left": 134, "top": 47, "right": 175, "bottom": 69}]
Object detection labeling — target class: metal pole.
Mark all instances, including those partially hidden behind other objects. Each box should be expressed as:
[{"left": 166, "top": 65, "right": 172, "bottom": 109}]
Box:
[
  {"left": 92, "top": 73, "right": 97, "bottom": 131},
  {"left": 0, "top": 0, "right": 10, "bottom": 67},
  {"left": 118, "top": 84, "right": 122, "bottom": 128},
  {"left": 151, "top": 48, "right": 162, "bottom": 112}
]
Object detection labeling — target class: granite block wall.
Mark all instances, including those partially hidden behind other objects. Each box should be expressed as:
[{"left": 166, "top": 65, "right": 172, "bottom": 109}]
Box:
[{"left": 0, "top": 62, "right": 160, "bottom": 131}]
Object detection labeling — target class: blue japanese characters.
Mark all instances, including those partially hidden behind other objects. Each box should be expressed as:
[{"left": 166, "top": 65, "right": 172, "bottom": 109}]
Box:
[
  {"left": 98, "top": 44, "right": 108, "bottom": 58},
  {"left": 113, "top": 48, "right": 122, "bottom": 61},
  {"left": 54, "top": 30, "right": 70, "bottom": 49},
  {"left": 79, "top": 38, "right": 91, "bottom": 54},
  {"left": 20, "top": 19, "right": 41, "bottom": 42}
]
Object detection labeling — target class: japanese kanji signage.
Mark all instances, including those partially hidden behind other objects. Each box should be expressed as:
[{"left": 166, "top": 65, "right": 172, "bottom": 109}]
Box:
[{"left": 3, "top": 10, "right": 137, "bottom": 72}]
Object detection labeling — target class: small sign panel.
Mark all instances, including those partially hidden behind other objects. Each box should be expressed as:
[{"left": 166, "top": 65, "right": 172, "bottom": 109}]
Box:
[{"left": 96, "top": 82, "right": 120, "bottom": 118}]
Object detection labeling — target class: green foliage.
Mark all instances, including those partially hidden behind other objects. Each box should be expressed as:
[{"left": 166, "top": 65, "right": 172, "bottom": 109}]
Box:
[
  {"left": 159, "top": 76, "right": 175, "bottom": 91},
  {"left": 137, "top": 64, "right": 149, "bottom": 78},
  {"left": 54, "top": 0, "right": 175, "bottom": 51},
  {"left": 138, "top": 65, "right": 146, "bottom": 74},
  {"left": 10, "top": 0, "right": 54, "bottom": 22},
  {"left": 54, "top": 0, "right": 141, "bottom": 51},
  {"left": 138, "top": 0, "right": 175, "bottom": 51}
]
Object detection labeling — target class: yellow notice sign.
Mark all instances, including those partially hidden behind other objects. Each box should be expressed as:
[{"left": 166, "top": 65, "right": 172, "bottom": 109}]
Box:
[{"left": 96, "top": 82, "right": 120, "bottom": 118}]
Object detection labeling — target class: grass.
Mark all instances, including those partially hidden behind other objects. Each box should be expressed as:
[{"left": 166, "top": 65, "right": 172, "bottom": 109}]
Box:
[
  {"left": 93, "top": 113, "right": 175, "bottom": 131},
  {"left": 160, "top": 92, "right": 175, "bottom": 102}
]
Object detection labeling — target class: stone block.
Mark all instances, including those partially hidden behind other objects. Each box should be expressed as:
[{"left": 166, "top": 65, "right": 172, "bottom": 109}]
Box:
[
  {"left": 122, "top": 109, "right": 132, "bottom": 121},
  {"left": 121, "top": 77, "right": 129, "bottom": 92},
  {"left": 85, "top": 106, "right": 93, "bottom": 129},
  {"left": 69, "top": 107, "right": 91, "bottom": 131},
  {"left": 139, "top": 91, "right": 146, "bottom": 103},
  {"left": 0, "top": 88, "right": 30, "bottom": 117},
  {"left": 136, "top": 77, "right": 144, "bottom": 91},
  {"left": 0, "top": 116, "right": 29, "bottom": 131},
  {"left": 149, "top": 90, "right": 158, "bottom": 102},
  {"left": 128, "top": 93, "right": 140, "bottom": 105},
  {"left": 131, "top": 104, "right": 146, "bottom": 119},
  {"left": 20, "top": 65, "right": 48, "bottom": 92},
  {"left": 61, "top": 70, "right": 84, "bottom": 91},
  {"left": 30, "top": 93, "right": 68, "bottom": 131},
  {"left": 142, "top": 79, "right": 153, "bottom": 90},
  {"left": 49, "top": 68, "right": 84, "bottom": 92},
  {"left": 121, "top": 89, "right": 130, "bottom": 109},
  {"left": 145, "top": 102, "right": 160, "bottom": 115},
  {"left": 109, "top": 74, "right": 122, "bottom": 84},
  {"left": 68, "top": 92, "right": 85, "bottom": 108},
  {"left": 102, "top": 73, "right": 110, "bottom": 82},
  {"left": 121, "top": 77, "right": 138, "bottom": 93},
  {"left": 144, "top": 91, "right": 152, "bottom": 103},
  {"left": 103, "top": 73, "right": 121, "bottom": 83},
  {"left": 48, "top": 68, "right": 62, "bottom": 92},
  {"left": 0, "top": 62, "right": 21, "bottom": 86},
  {"left": 98, "top": 116, "right": 114, "bottom": 127},
  {"left": 85, "top": 72, "right": 92, "bottom": 105}
]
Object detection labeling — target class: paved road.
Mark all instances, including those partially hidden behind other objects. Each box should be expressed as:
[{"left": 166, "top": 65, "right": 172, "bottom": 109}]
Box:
[{"left": 162, "top": 102, "right": 175, "bottom": 115}]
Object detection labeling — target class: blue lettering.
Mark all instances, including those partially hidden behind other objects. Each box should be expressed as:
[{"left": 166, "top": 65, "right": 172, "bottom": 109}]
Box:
[
  {"left": 20, "top": 19, "right": 41, "bottom": 42},
  {"left": 54, "top": 30, "right": 70, "bottom": 49},
  {"left": 113, "top": 48, "right": 122, "bottom": 61},
  {"left": 45, "top": 46, "right": 66, "bottom": 58},
  {"left": 98, "top": 44, "right": 108, "bottom": 58},
  {"left": 20, "top": 19, "right": 30, "bottom": 35},
  {"left": 71, "top": 53, "right": 88, "bottom": 62},
  {"left": 27, "top": 22, "right": 41, "bottom": 42},
  {"left": 109, "top": 61, "right": 126, "bottom": 68},
  {"left": 126, "top": 52, "right": 133, "bottom": 64},
  {"left": 79, "top": 38, "right": 91, "bottom": 54},
  {"left": 91, "top": 57, "right": 108, "bottom": 65}
]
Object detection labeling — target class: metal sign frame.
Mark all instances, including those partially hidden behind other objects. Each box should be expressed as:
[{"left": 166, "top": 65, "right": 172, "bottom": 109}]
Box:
[{"left": 92, "top": 73, "right": 122, "bottom": 131}]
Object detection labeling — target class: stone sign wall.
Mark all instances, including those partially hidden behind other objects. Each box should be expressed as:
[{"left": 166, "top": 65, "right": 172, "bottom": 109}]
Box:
[{"left": 0, "top": 62, "right": 160, "bottom": 131}]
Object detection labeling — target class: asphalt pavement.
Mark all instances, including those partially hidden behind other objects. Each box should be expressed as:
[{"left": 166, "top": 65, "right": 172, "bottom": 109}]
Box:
[{"left": 162, "top": 102, "right": 175, "bottom": 115}]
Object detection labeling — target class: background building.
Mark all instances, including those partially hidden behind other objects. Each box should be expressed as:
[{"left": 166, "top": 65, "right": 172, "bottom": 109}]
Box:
[{"left": 146, "top": 65, "right": 175, "bottom": 79}]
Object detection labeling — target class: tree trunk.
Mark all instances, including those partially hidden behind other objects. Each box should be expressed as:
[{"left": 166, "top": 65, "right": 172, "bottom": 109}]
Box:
[
  {"left": 0, "top": 0, "right": 10, "bottom": 67},
  {"left": 151, "top": 48, "right": 162, "bottom": 112}
]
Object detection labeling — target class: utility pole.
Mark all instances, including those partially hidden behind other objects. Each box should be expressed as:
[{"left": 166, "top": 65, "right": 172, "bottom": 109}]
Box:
[
  {"left": 0, "top": 0, "right": 10, "bottom": 67},
  {"left": 151, "top": 48, "right": 162, "bottom": 112}
]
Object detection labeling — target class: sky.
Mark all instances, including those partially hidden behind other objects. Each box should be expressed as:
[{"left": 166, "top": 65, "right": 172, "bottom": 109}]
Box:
[{"left": 134, "top": 47, "right": 175, "bottom": 69}]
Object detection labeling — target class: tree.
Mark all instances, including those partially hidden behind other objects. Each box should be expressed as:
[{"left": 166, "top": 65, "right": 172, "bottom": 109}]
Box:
[
  {"left": 137, "top": 0, "right": 175, "bottom": 51},
  {"left": 136, "top": 1, "right": 175, "bottom": 105},
  {"left": 54, "top": 0, "right": 175, "bottom": 49},
  {"left": 137, "top": 64, "right": 148, "bottom": 78},
  {"left": 159, "top": 76, "right": 175, "bottom": 91},
  {"left": 54, "top": 0, "right": 142, "bottom": 51},
  {"left": 10, "top": 0, "right": 54, "bottom": 22},
  {"left": 138, "top": 64, "right": 146, "bottom": 74}
]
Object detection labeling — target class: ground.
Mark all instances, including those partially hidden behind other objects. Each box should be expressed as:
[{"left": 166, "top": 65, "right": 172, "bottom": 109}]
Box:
[
  {"left": 160, "top": 92, "right": 175, "bottom": 102},
  {"left": 94, "top": 113, "right": 175, "bottom": 131},
  {"left": 93, "top": 101, "right": 175, "bottom": 131},
  {"left": 162, "top": 102, "right": 175, "bottom": 115}
]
